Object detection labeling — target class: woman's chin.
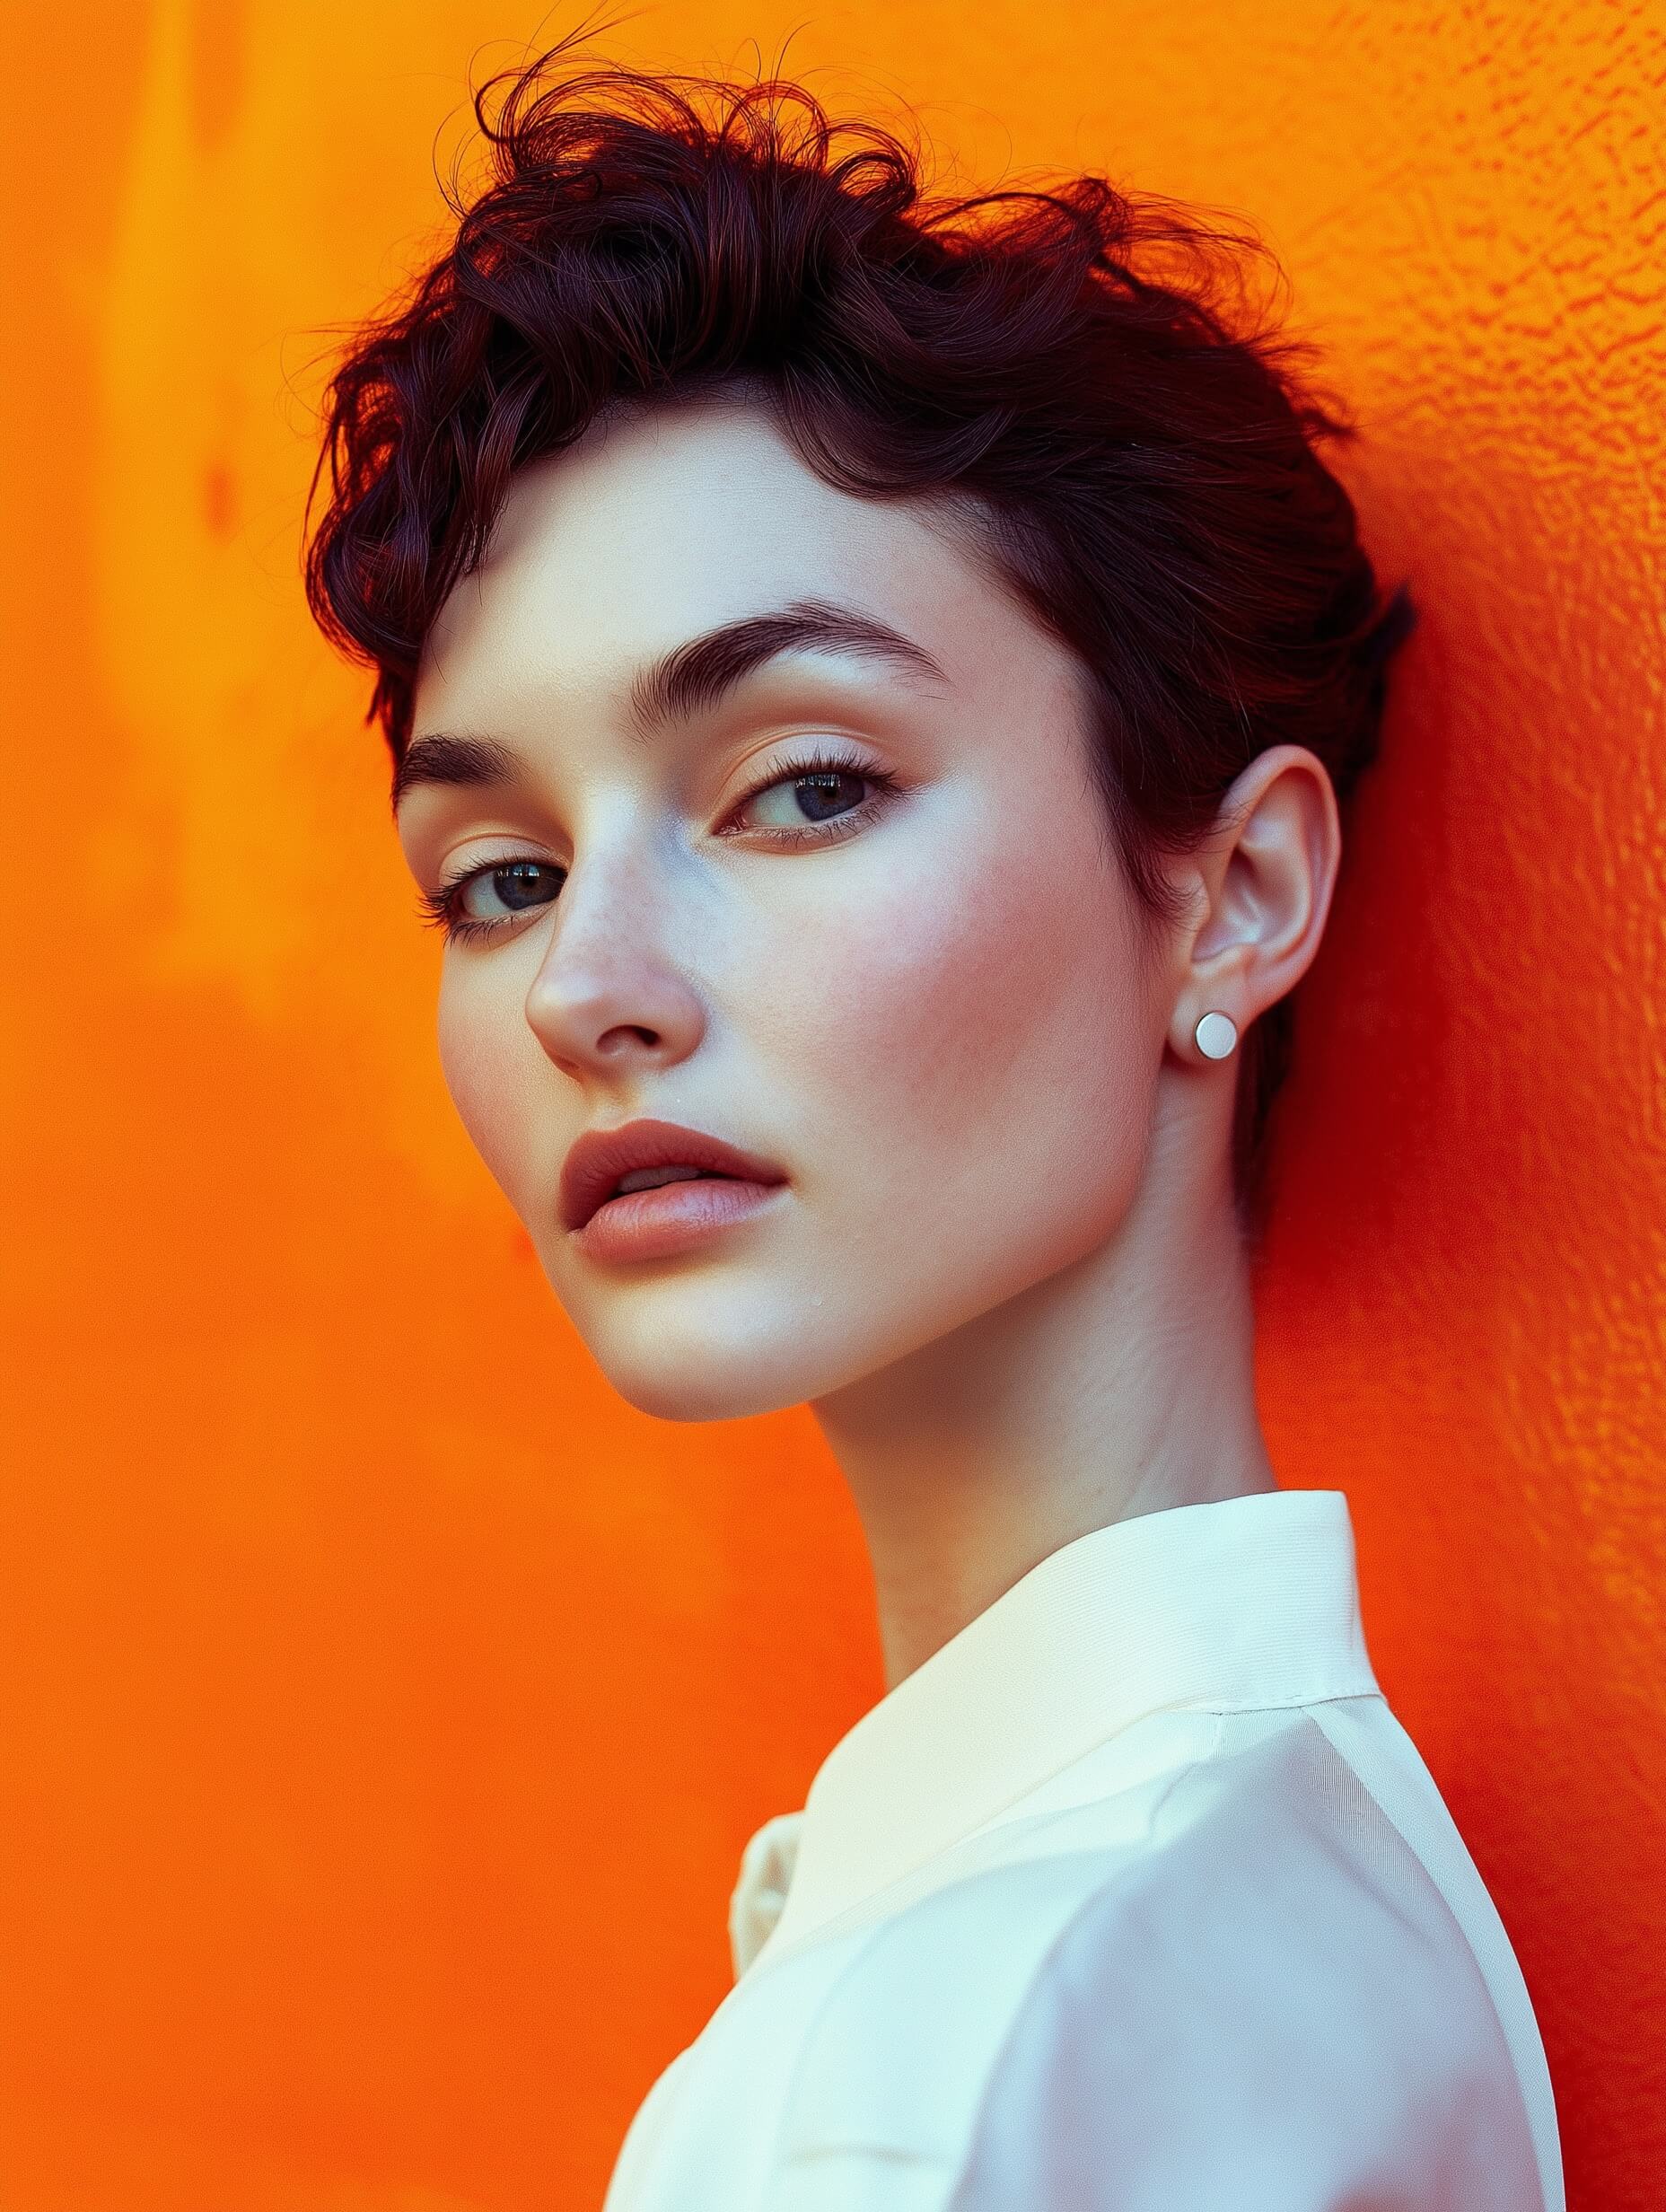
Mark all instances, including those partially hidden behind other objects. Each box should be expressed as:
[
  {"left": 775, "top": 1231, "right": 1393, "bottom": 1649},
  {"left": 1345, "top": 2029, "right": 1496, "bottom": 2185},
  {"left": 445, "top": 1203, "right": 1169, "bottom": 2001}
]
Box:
[
  {"left": 548, "top": 1265, "right": 870, "bottom": 1423},
  {"left": 563, "top": 1308, "right": 820, "bottom": 1421},
  {"left": 598, "top": 1353, "right": 817, "bottom": 1425}
]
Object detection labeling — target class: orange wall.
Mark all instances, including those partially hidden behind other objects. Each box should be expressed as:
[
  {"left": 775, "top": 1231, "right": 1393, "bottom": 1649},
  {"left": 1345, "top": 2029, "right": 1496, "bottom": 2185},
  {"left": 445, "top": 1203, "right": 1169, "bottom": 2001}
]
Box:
[{"left": 4, "top": 4, "right": 1661, "bottom": 2207}]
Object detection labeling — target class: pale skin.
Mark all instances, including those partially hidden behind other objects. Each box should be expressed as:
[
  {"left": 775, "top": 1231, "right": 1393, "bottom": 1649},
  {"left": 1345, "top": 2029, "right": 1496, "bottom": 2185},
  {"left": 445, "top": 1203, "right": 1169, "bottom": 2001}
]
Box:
[{"left": 397, "top": 389, "right": 1342, "bottom": 1691}]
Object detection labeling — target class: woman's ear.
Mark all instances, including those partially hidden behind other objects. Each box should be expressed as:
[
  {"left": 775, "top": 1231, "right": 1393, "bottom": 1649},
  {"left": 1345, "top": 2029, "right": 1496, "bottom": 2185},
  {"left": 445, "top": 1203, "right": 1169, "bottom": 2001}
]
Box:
[{"left": 1165, "top": 744, "right": 1343, "bottom": 1064}]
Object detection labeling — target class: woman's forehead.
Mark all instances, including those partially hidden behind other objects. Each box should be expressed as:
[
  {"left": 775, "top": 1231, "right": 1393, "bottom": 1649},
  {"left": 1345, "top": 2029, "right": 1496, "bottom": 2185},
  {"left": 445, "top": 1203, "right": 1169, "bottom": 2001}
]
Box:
[
  {"left": 415, "top": 397, "right": 1050, "bottom": 722},
  {"left": 469, "top": 398, "right": 960, "bottom": 611}
]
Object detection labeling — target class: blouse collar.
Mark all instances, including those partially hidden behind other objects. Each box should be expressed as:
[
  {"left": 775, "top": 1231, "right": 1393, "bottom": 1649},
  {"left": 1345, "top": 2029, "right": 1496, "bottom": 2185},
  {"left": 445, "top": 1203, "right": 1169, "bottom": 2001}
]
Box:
[{"left": 734, "top": 1487, "right": 1378, "bottom": 1977}]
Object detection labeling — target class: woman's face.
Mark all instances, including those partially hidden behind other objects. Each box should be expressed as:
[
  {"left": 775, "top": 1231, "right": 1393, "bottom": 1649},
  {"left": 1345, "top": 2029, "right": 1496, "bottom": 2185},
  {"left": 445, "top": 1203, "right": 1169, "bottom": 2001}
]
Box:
[{"left": 399, "top": 393, "right": 1172, "bottom": 1420}]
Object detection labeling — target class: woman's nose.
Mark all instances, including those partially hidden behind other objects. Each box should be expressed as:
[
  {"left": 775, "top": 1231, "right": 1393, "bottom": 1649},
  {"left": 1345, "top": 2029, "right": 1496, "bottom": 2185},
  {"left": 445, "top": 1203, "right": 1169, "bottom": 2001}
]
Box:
[{"left": 521, "top": 848, "right": 708, "bottom": 1084}]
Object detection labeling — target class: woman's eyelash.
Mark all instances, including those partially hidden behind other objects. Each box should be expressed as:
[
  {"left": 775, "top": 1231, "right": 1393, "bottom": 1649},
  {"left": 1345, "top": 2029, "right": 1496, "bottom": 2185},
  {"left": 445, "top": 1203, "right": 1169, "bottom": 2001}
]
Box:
[{"left": 415, "top": 743, "right": 899, "bottom": 944}]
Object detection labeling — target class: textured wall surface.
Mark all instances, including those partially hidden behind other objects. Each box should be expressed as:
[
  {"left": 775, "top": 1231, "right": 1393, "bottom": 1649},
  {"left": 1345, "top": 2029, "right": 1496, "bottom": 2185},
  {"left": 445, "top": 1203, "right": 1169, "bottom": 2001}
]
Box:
[{"left": 3, "top": 3, "right": 1662, "bottom": 2208}]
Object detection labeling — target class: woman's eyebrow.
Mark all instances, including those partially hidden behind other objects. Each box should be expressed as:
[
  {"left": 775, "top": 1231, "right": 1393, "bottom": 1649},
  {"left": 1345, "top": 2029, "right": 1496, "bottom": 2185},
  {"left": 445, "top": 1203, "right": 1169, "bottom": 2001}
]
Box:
[{"left": 391, "top": 596, "right": 946, "bottom": 819}]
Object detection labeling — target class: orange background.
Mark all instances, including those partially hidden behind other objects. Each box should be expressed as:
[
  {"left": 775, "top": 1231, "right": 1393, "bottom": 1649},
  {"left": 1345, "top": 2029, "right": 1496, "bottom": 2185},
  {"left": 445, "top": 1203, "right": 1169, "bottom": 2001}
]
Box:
[{"left": 4, "top": 4, "right": 1662, "bottom": 2208}]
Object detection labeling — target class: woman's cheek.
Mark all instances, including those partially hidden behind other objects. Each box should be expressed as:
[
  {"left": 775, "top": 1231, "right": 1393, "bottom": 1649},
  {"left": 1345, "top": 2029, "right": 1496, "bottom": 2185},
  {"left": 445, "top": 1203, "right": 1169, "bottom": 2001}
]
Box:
[
  {"left": 436, "top": 973, "right": 552, "bottom": 1208},
  {"left": 767, "top": 823, "right": 1153, "bottom": 1299},
  {"left": 772, "top": 826, "right": 1101, "bottom": 1137}
]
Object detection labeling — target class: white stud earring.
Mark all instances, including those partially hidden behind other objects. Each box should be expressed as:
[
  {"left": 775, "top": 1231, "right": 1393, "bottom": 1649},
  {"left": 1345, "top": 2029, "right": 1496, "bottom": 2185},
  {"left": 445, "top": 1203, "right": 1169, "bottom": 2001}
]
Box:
[{"left": 1194, "top": 1010, "right": 1238, "bottom": 1060}]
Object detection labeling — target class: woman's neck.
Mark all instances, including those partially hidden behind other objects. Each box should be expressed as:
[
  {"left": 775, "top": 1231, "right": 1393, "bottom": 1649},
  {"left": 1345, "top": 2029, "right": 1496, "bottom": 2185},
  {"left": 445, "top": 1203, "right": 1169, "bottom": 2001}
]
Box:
[{"left": 812, "top": 1140, "right": 1275, "bottom": 1693}]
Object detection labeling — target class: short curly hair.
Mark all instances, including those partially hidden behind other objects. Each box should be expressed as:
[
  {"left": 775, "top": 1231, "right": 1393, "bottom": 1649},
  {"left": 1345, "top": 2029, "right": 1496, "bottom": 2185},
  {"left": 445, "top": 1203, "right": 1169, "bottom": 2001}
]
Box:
[{"left": 303, "top": 42, "right": 1413, "bottom": 1228}]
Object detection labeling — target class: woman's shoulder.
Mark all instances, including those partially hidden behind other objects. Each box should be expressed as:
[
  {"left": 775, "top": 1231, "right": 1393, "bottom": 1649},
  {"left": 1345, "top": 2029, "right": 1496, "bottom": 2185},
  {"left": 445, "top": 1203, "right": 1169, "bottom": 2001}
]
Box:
[
  {"left": 781, "top": 1711, "right": 1539, "bottom": 2197},
  {"left": 937, "top": 1709, "right": 1546, "bottom": 2209}
]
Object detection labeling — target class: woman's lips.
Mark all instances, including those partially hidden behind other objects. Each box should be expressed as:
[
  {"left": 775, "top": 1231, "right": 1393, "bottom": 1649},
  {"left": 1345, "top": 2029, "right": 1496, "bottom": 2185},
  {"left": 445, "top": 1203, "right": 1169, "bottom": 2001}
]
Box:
[
  {"left": 559, "top": 1116, "right": 787, "bottom": 1231},
  {"left": 571, "top": 1172, "right": 789, "bottom": 1263}
]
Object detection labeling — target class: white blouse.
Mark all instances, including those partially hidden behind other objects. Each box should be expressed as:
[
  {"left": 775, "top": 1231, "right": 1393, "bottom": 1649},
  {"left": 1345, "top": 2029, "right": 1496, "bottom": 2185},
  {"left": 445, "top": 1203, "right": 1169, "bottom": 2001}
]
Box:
[{"left": 601, "top": 1488, "right": 1563, "bottom": 2210}]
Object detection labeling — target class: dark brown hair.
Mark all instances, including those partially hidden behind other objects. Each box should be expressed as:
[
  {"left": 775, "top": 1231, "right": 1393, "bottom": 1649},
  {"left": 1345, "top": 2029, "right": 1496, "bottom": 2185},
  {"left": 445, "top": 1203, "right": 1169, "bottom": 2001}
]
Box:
[{"left": 303, "top": 44, "right": 1413, "bottom": 1230}]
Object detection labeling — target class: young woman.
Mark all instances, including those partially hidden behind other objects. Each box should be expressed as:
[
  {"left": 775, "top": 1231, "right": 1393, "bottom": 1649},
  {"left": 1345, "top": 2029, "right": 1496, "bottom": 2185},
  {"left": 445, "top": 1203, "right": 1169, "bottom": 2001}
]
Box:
[{"left": 303, "top": 48, "right": 1562, "bottom": 2212}]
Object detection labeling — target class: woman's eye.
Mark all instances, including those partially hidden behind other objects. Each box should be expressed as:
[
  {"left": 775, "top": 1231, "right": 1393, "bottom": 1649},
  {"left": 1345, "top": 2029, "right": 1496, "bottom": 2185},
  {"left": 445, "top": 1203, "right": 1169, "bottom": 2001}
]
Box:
[
  {"left": 743, "top": 768, "right": 870, "bottom": 829},
  {"left": 419, "top": 856, "right": 565, "bottom": 943},
  {"left": 459, "top": 857, "right": 564, "bottom": 920},
  {"left": 728, "top": 751, "right": 899, "bottom": 839}
]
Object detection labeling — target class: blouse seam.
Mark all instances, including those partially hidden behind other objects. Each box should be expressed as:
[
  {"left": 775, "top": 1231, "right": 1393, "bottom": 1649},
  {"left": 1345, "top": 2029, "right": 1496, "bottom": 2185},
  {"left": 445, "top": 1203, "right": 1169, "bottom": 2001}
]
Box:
[
  {"left": 1177, "top": 1682, "right": 1383, "bottom": 1717},
  {"left": 760, "top": 1907, "right": 901, "bottom": 2191},
  {"left": 1299, "top": 1701, "right": 1560, "bottom": 2212}
]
